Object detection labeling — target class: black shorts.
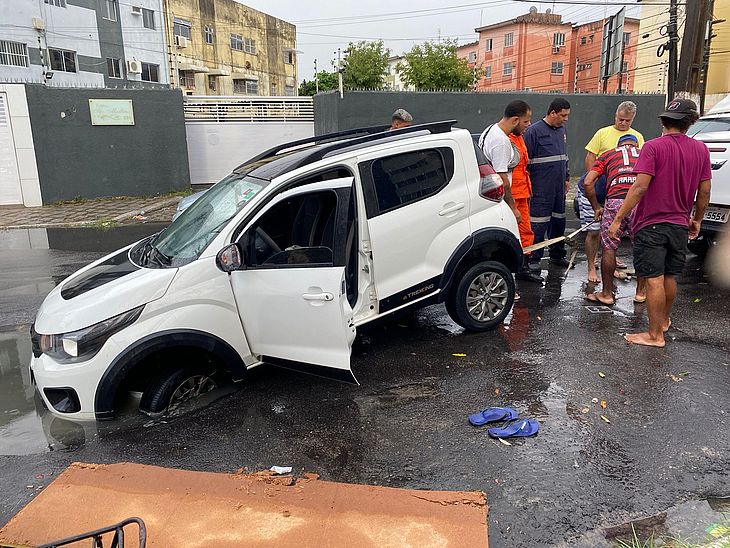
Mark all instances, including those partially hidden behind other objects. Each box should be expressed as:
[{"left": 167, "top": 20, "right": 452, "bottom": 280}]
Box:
[{"left": 633, "top": 223, "right": 688, "bottom": 278}]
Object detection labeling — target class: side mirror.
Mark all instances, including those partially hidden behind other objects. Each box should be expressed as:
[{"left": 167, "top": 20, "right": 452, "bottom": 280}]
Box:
[{"left": 216, "top": 243, "right": 242, "bottom": 272}]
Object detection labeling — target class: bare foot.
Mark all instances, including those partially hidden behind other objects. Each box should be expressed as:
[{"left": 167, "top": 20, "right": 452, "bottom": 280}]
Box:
[
  {"left": 662, "top": 319, "right": 672, "bottom": 332},
  {"left": 587, "top": 271, "right": 601, "bottom": 283},
  {"left": 633, "top": 294, "right": 647, "bottom": 304},
  {"left": 586, "top": 292, "right": 614, "bottom": 305},
  {"left": 624, "top": 332, "right": 665, "bottom": 347},
  {"left": 614, "top": 270, "right": 628, "bottom": 281}
]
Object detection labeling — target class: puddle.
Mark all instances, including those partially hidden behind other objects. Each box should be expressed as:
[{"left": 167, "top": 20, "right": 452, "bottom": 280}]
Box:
[{"left": 0, "top": 224, "right": 168, "bottom": 252}]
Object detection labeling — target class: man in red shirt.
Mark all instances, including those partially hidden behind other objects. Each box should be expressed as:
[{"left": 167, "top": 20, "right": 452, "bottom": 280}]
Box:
[
  {"left": 608, "top": 99, "right": 712, "bottom": 347},
  {"left": 583, "top": 134, "right": 646, "bottom": 305}
]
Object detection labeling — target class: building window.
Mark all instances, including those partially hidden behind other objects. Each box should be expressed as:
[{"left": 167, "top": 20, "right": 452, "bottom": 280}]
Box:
[
  {"left": 141, "top": 62, "right": 159, "bottom": 82},
  {"left": 179, "top": 70, "right": 195, "bottom": 89},
  {"left": 271, "top": 83, "right": 278, "bottom": 95},
  {"left": 0, "top": 40, "right": 29, "bottom": 67},
  {"left": 230, "top": 35, "right": 255, "bottom": 54},
  {"left": 553, "top": 33, "right": 566, "bottom": 47},
  {"left": 48, "top": 48, "right": 77, "bottom": 72},
  {"left": 623, "top": 32, "right": 631, "bottom": 45},
  {"left": 504, "top": 33, "right": 513, "bottom": 47},
  {"left": 107, "top": 57, "right": 121, "bottom": 78},
  {"left": 44, "top": 0, "right": 65, "bottom": 7},
  {"left": 174, "top": 18, "right": 191, "bottom": 39},
  {"left": 208, "top": 75, "right": 217, "bottom": 90},
  {"left": 622, "top": 61, "right": 628, "bottom": 73},
  {"left": 234, "top": 78, "right": 257, "bottom": 95},
  {"left": 580, "top": 36, "right": 587, "bottom": 45},
  {"left": 284, "top": 50, "right": 294, "bottom": 64},
  {"left": 503, "top": 62, "right": 512, "bottom": 76},
  {"left": 589, "top": 34, "right": 594, "bottom": 43},
  {"left": 485, "top": 38, "right": 493, "bottom": 52},
  {"left": 205, "top": 26, "right": 214, "bottom": 44},
  {"left": 467, "top": 51, "right": 476, "bottom": 63},
  {"left": 142, "top": 8, "right": 155, "bottom": 29},
  {"left": 484, "top": 65, "right": 491, "bottom": 78},
  {"left": 284, "top": 85, "right": 295, "bottom": 96},
  {"left": 551, "top": 61, "right": 564, "bottom": 75},
  {"left": 101, "top": 0, "right": 117, "bottom": 21}
]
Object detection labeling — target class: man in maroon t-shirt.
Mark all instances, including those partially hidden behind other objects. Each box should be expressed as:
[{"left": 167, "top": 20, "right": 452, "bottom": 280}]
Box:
[
  {"left": 584, "top": 134, "right": 647, "bottom": 305},
  {"left": 608, "top": 98, "right": 712, "bottom": 347}
]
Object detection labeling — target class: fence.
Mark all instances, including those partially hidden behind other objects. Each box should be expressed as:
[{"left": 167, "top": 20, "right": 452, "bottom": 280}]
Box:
[{"left": 183, "top": 96, "right": 314, "bottom": 123}]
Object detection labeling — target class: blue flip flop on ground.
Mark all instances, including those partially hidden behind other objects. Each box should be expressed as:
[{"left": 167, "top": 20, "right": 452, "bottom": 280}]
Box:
[
  {"left": 468, "top": 406, "right": 518, "bottom": 427},
  {"left": 487, "top": 418, "right": 540, "bottom": 438}
]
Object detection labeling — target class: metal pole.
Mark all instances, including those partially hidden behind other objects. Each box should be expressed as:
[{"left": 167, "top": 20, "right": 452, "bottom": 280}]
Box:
[
  {"left": 617, "top": 40, "right": 625, "bottom": 94},
  {"left": 667, "top": 0, "right": 679, "bottom": 99},
  {"left": 574, "top": 57, "right": 579, "bottom": 93},
  {"left": 700, "top": 0, "right": 719, "bottom": 113},
  {"left": 314, "top": 58, "right": 319, "bottom": 94},
  {"left": 337, "top": 48, "right": 343, "bottom": 98}
]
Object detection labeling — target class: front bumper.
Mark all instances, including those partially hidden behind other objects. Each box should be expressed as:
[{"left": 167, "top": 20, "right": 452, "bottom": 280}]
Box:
[{"left": 30, "top": 338, "right": 124, "bottom": 421}]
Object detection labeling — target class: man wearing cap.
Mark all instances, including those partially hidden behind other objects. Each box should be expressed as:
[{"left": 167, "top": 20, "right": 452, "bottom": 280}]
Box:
[
  {"left": 608, "top": 98, "right": 711, "bottom": 347},
  {"left": 584, "top": 133, "right": 646, "bottom": 305},
  {"left": 390, "top": 109, "right": 413, "bottom": 130},
  {"left": 578, "top": 101, "right": 645, "bottom": 283}
]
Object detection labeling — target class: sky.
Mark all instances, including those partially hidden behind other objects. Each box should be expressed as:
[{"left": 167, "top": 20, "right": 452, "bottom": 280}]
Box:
[{"left": 243, "top": 0, "right": 642, "bottom": 81}]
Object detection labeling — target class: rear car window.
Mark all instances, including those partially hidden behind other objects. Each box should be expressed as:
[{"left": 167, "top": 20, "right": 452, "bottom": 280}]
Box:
[
  {"left": 689, "top": 117, "right": 730, "bottom": 137},
  {"left": 359, "top": 148, "right": 455, "bottom": 217}
]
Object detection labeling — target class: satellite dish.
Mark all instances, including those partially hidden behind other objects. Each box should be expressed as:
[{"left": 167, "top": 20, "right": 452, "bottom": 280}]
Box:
[
  {"left": 546, "top": 8, "right": 551, "bottom": 14},
  {"left": 529, "top": 6, "right": 537, "bottom": 13}
]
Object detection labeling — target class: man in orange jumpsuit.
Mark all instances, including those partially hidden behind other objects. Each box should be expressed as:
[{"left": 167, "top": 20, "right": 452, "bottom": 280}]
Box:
[{"left": 510, "top": 131, "right": 543, "bottom": 283}]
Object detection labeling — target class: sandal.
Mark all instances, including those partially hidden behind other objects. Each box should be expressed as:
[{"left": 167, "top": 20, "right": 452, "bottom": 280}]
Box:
[
  {"left": 488, "top": 418, "right": 540, "bottom": 438},
  {"left": 468, "top": 406, "right": 518, "bottom": 427}
]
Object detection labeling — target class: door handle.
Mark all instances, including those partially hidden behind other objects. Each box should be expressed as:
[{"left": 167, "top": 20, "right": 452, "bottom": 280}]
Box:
[
  {"left": 438, "top": 202, "right": 465, "bottom": 216},
  {"left": 303, "top": 292, "right": 334, "bottom": 301}
]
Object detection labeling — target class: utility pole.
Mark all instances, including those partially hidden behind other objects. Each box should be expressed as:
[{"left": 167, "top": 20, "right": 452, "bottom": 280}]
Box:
[
  {"left": 314, "top": 59, "right": 319, "bottom": 94},
  {"left": 336, "top": 48, "right": 344, "bottom": 98},
  {"left": 677, "top": 0, "right": 709, "bottom": 103},
  {"left": 617, "top": 39, "right": 626, "bottom": 94},
  {"left": 700, "top": 0, "right": 723, "bottom": 112},
  {"left": 666, "top": 0, "right": 679, "bottom": 99},
  {"left": 573, "top": 57, "right": 579, "bottom": 93}
]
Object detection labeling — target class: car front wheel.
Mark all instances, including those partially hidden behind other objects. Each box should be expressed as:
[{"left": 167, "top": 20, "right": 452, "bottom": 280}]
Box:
[
  {"left": 139, "top": 366, "right": 218, "bottom": 416},
  {"left": 448, "top": 261, "right": 515, "bottom": 331}
]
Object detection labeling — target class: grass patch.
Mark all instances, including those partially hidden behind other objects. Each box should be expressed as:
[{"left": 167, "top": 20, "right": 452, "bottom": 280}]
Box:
[
  {"left": 51, "top": 188, "right": 193, "bottom": 206},
  {"left": 614, "top": 522, "right": 730, "bottom": 548},
  {"left": 82, "top": 219, "right": 118, "bottom": 230}
]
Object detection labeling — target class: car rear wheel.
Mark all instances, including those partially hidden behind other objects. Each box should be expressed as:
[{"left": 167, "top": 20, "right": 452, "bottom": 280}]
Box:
[
  {"left": 139, "top": 366, "right": 218, "bottom": 416},
  {"left": 447, "top": 261, "right": 515, "bottom": 331}
]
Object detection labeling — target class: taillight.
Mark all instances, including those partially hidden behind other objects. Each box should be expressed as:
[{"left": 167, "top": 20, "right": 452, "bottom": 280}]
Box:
[{"left": 478, "top": 165, "right": 504, "bottom": 202}]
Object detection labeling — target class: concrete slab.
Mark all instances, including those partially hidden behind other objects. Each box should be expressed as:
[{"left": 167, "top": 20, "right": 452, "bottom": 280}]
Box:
[{"left": 0, "top": 462, "right": 488, "bottom": 548}]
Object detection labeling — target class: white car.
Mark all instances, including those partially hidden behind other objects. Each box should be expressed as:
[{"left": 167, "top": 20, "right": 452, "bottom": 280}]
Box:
[
  {"left": 689, "top": 112, "right": 730, "bottom": 255},
  {"left": 30, "top": 121, "right": 521, "bottom": 421}
]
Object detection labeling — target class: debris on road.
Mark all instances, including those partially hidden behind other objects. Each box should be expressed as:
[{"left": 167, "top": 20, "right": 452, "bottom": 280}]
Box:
[
  {"left": 600, "top": 415, "right": 611, "bottom": 424},
  {"left": 598, "top": 372, "right": 606, "bottom": 378},
  {"left": 269, "top": 466, "right": 293, "bottom": 475}
]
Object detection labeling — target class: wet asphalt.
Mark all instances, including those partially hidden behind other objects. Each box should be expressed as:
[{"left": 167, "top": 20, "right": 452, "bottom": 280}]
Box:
[{"left": 0, "top": 222, "right": 729, "bottom": 547}]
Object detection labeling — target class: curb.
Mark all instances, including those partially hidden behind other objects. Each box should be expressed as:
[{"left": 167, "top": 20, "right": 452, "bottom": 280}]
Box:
[{"left": 0, "top": 197, "right": 181, "bottom": 230}]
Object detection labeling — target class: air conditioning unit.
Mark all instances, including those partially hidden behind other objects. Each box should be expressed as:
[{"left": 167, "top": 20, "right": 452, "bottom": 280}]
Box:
[
  {"left": 552, "top": 46, "right": 561, "bottom": 54},
  {"left": 32, "top": 17, "right": 45, "bottom": 31},
  {"left": 127, "top": 59, "right": 142, "bottom": 73},
  {"left": 175, "top": 36, "right": 189, "bottom": 48},
  {"left": 131, "top": 5, "right": 142, "bottom": 15}
]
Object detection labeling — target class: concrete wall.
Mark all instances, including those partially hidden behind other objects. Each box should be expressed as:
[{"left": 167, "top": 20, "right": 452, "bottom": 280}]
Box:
[
  {"left": 24, "top": 84, "right": 189, "bottom": 204},
  {"left": 314, "top": 91, "right": 666, "bottom": 175}
]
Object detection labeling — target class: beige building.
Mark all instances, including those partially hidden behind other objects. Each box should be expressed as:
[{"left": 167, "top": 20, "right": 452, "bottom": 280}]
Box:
[
  {"left": 635, "top": 0, "right": 730, "bottom": 109},
  {"left": 163, "top": 0, "right": 297, "bottom": 96}
]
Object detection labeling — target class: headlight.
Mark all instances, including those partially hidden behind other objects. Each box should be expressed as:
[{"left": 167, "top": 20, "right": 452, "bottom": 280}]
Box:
[{"left": 38, "top": 306, "right": 144, "bottom": 364}]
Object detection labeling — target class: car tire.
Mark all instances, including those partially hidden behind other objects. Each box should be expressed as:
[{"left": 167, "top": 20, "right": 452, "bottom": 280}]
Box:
[
  {"left": 688, "top": 236, "right": 710, "bottom": 258},
  {"left": 139, "top": 366, "right": 218, "bottom": 416},
  {"left": 447, "top": 260, "right": 515, "bottom": 332}
]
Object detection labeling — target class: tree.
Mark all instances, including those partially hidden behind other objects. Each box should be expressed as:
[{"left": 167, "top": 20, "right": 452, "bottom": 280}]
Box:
[
  {"left": 342, "top": 41, "right": 390, "bottom": 90},
  {"left": 298, "top": 71, "right": 340, "bottom": 96},
  {"left": 398, "top": 40, "right": 477, "bottom": 91}
]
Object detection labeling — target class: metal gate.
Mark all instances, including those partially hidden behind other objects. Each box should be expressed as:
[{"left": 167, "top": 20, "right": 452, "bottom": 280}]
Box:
[
  {"left": 184, "top": 96, "right": 315, "bottom": 185},
  {"left": 0, "top": 93, "right": 23, "bottom": 205}
]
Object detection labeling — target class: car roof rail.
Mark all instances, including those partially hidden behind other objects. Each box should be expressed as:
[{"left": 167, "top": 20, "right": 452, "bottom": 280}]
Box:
[
  {"left": 296, "top": 120, "right": 458, "bottom": 167},
  {"left": 235, "top": 124, "right": 391, "bottom": 170}
]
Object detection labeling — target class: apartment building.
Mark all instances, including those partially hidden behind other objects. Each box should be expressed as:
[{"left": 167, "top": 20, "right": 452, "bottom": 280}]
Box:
[
  {"left": 457, "top": 9, "right": 639, "bottom": 94},
  {"left": 0, "top": 0, "right": 169, "bottom": 88},
  {"left": 384, "top": 55, "right": 413, "bottom": 91},
  {"left": 163, "top": 0, "right": 298, "bottom": 96}
]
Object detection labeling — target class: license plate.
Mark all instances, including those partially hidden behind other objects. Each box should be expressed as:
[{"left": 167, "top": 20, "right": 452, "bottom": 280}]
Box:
[{"left": 703, "top": 207, "right": 729, "bottom": 223}]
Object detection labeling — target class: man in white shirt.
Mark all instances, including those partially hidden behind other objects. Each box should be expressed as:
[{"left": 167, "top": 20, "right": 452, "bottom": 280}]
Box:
[{"left": 478, "top": 100, "right": 532, "bottom": 224}]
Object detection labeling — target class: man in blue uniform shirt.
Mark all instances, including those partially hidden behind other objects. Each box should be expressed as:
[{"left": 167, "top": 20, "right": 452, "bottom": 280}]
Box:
[{"left": 524, "top": 97, "right": 572, "bottom": 271}]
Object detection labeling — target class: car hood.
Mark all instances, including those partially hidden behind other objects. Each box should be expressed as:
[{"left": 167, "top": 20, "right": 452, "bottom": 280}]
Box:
[{"left": 34, "top": 245, "right": 177, "bottom": 334}]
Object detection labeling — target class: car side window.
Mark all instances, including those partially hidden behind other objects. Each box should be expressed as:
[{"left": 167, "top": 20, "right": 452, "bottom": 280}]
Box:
[
  {"left": 245, "top": 190, "right": 338, "bottom": 268},
  {"left": 359, "top": 147, "right": 454, "bottom": 218}
]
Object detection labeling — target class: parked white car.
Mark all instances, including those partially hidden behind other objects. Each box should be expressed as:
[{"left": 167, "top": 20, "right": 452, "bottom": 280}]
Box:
[
  {"left": 689, "top": 112, "right": 730, "bottom": 255},
  {"left": 30, "top": 122, "right": 522, "bottom": 421}
]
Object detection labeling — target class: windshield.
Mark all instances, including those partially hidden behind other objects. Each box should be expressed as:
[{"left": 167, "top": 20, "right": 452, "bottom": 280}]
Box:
[
  {"left": 689, "top": 117, "right": 730, "bottom": 137},
  {"left": 137, "top": 173, "right": 269, "bottom": 267}
]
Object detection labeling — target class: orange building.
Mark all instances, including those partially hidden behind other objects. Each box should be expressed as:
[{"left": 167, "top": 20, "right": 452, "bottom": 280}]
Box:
[{"left": 457, "top": 9, "right": 639, "bottom": 94}]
